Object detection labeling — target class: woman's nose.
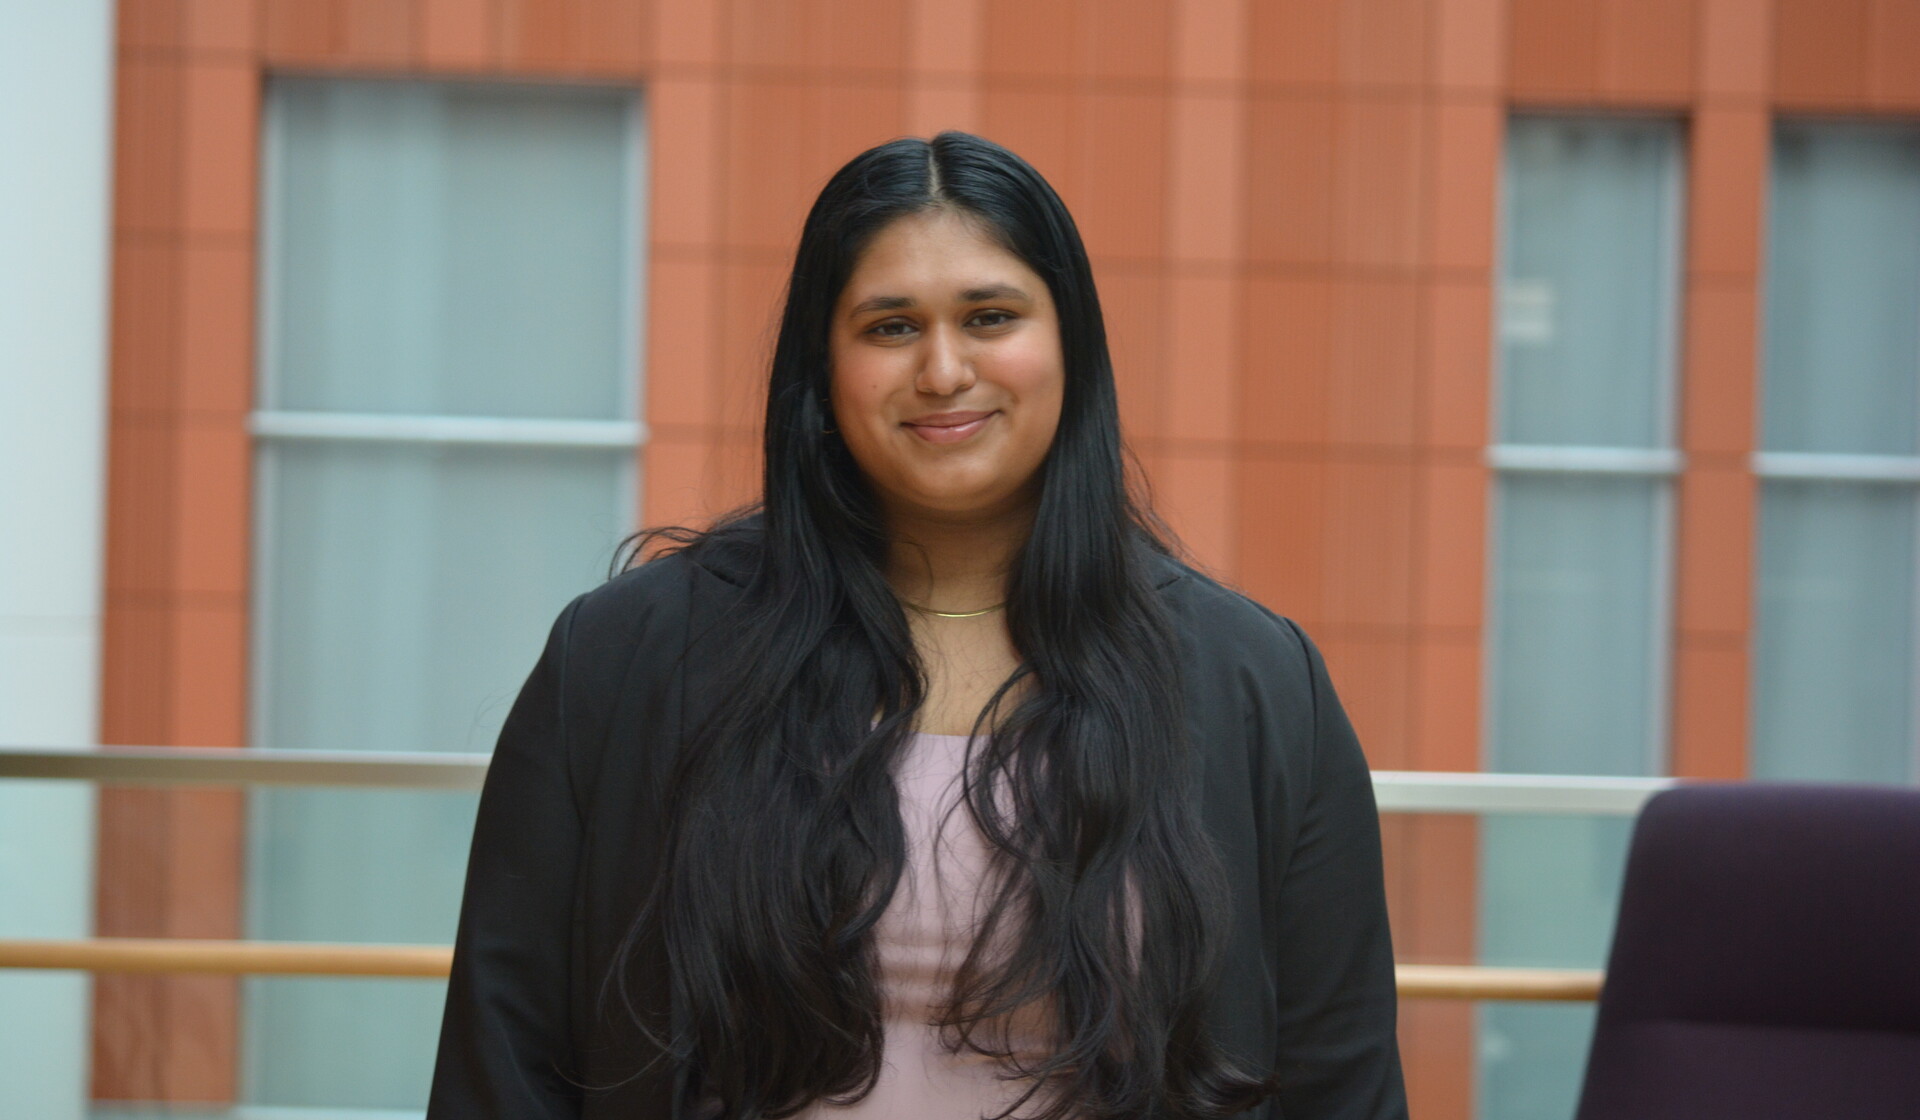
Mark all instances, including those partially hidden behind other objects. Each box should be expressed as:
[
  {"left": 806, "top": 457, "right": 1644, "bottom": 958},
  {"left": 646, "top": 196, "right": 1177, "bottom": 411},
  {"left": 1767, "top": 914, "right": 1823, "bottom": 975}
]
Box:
[{"left": 913, "top": 324, "right": 976, "bottom": 397}]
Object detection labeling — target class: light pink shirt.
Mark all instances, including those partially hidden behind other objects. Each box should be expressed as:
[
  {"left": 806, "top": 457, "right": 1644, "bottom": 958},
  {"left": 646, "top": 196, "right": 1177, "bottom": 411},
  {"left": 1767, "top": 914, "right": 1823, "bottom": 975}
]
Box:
[{"left": 797, "top": 731, "right": 1058, "bottom": 1119}]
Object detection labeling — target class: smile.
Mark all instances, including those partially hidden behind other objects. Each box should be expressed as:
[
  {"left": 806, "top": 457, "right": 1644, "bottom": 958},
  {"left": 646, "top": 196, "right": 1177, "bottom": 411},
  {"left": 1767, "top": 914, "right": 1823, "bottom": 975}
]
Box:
[{"left": 902, "top": 410, "right": 995, "bottom": 444}]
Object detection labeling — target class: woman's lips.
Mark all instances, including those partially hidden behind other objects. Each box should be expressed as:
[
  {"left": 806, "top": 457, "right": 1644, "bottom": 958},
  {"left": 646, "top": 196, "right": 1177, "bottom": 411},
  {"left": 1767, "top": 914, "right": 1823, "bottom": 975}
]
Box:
[{"left": 902, "top": 410, "right": 994, "bottom": 444}]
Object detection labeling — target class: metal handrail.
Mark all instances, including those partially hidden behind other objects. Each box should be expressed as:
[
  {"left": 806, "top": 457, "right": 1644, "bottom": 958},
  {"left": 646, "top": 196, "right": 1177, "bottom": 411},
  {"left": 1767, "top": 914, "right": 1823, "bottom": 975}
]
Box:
[
  {"left": 0, "top": 746, "right": 1677, "bottom": 815},
  {"left": 1372, "top": 770, "right": 1674, "bottom": 816},
  {"left": 0, "top": 937, "right": 1601, "bottom": 1000}
]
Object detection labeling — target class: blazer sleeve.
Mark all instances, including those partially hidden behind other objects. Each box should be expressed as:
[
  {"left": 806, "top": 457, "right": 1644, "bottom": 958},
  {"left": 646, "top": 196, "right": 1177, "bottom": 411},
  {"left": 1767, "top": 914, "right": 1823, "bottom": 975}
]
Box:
[
  {"left": 428, "top": 593, "right": 589, "bottom": 1118},
  {"left": 1267, "top": 619, "right": 1409, "bottom": 1119}
]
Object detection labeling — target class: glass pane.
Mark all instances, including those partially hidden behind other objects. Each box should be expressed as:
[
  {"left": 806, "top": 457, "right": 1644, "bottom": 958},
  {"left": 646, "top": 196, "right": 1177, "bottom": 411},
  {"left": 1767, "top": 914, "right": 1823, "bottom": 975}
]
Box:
[
  {"left": 1478, "top": 814, "right": 1634, "bottom": 1120},
  {"left": 249, "top": 440, "right": 630, "bottom": 1108},
  {"left": 264, "top": 78, "right": 636, "bottom": 420},
  {"left": 245, "top": 791, "right": 473, "bottom": 1110},
  {"left": 1763, "top": 122, "right": 1920, "bottom": 456},
  {"left": 255, "top": 442, "right": 627, "bottom": 756},
  {"left": 0, "top": 780, "right": 91, "bottom": 1120},
  {"left": 1480, "top": 817, "right": 1634, "bottom": 968},
  {"left": 1497, "top": 116, "right": 1682, "bottom": 448},
  {"left": 1478, "top": 1003, "right": 1600, "bottom": 1120},
  {"left": 1489, "top": 474, "right": 1665, "bottom": 776},
  {"left": 1753, "top": 481, "right": 1917, "bottom": 783}
]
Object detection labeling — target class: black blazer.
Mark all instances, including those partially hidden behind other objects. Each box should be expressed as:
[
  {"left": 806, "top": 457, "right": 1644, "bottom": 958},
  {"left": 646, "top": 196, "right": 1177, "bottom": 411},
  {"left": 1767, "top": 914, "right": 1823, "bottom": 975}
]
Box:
[{"left": 428, "top": 532, "right": 1408, "bottom": 1119}]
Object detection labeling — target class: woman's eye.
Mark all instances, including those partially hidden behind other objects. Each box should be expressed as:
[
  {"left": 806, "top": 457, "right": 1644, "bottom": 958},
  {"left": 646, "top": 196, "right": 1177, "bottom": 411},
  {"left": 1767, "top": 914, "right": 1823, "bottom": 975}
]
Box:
[
  {"left": 970, "top": 310, "right": 1013, "bottom": 328},
  {"left": 869, "top": 320, "right": 914, "bottom": 338}
]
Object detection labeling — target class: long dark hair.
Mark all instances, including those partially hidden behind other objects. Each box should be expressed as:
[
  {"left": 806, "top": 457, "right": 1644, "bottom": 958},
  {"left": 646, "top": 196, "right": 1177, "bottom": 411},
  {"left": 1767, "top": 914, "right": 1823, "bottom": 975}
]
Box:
[{"left": 610, "top": 132, "right": 1272, "bottom": 1119}]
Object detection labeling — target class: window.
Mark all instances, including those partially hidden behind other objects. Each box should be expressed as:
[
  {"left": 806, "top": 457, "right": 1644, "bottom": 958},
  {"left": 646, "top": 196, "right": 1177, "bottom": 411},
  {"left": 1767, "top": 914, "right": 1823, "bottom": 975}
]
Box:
[
  {"left": 1480, "top": 115, "right": 1684, "bottom": 1120},
  {"left": 249, "top": 77, "right": 643, "bottom": 1108},
  {"left": 1754, "top": 120, "right": 1920, "bottom": 784}
]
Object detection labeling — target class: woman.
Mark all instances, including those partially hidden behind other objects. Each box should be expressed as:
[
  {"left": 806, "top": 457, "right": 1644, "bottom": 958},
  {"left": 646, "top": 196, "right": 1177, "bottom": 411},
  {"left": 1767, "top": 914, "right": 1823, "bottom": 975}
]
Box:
[{"left": 429, "top": 131, "right": 1407, "bottom": 1120}]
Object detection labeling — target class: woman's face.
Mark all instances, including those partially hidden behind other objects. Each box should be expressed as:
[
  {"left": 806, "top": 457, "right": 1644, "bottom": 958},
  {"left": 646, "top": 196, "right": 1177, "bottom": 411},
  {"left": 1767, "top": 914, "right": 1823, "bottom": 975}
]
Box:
[{"left": 828, "top": 210, "right": 1066, "bottom": 525}]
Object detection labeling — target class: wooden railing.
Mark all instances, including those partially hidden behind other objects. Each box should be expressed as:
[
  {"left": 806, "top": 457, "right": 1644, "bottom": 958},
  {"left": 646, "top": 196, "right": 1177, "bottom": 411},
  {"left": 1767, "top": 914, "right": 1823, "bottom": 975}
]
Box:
[
  {"left": 0, "top": 938, "right": 1602, "bottom": 1001},
  {"left": 0, "top": 938, "right": 452, "bottom": 979}
]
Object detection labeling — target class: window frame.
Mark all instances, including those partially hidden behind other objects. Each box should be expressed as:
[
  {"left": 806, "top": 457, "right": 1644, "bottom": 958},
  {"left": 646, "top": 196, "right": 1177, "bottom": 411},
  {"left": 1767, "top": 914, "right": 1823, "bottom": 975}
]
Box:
[
  {"left": 1753, "top": 115, "right": 1920, "bottom": 783},
  {"left": 248, "top": 72, "right": 650, "bottom": 756},
  {"left": 1482, "top": 110, "right": 1690, "bottom": 780},
  {"left": 242, "top": 72, "right": 652, "bottom": 1104}
]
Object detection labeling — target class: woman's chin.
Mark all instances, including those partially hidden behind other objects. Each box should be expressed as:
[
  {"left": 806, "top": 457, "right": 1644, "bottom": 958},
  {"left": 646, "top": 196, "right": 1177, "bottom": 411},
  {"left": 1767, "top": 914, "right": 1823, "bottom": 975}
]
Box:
[{"left": 889, "top": 484, "right": 1032, "bottom": 523}]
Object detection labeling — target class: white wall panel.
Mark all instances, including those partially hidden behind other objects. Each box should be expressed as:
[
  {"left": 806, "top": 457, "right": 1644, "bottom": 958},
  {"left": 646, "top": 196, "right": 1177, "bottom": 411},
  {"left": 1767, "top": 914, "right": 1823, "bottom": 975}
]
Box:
[{"left": 0, "top": 2, "right": 114, "bottom": 1117}]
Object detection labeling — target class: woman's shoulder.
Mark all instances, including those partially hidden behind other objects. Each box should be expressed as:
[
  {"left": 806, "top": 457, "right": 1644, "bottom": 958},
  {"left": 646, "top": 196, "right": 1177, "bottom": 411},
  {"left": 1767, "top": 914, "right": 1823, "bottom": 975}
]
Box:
[
  {"left": 545, "top": 522, "right": 760, "bottom": 687},
  {"left": 538, "top": 524, "right": 764, "bottom": 763},
  {"left": 1150, "top": 552, "right": 1317, "bottom": 685},
  {"left": 569, "top": 518, "right": 763, "bottom": 635}
]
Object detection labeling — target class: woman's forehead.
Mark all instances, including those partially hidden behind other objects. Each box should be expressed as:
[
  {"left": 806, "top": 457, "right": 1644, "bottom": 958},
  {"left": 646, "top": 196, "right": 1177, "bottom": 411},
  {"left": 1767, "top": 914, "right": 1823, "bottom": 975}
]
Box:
[{"left": 840, "top": 213, "right": 1042, "bottom": 307}]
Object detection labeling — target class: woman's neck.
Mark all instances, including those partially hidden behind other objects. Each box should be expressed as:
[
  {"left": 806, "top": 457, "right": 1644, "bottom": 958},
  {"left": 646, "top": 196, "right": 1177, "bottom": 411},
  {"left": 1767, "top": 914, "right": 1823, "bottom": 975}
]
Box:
[{"left": 882, "top": 503, "right": 1032, "bottom": 614}]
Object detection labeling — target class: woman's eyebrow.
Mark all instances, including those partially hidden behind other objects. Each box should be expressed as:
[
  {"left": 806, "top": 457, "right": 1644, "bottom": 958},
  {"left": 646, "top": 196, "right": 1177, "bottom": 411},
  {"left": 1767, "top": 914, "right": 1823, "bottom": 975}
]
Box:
[
  {"left": 958, "top": 283, "right": 1032, "bottom": 303},
  {"left": 848, "top": 294, "right": 914, "bottom": 317},
  {"left": 846, "top": 284, "right": 1034, "bottom": 319}
]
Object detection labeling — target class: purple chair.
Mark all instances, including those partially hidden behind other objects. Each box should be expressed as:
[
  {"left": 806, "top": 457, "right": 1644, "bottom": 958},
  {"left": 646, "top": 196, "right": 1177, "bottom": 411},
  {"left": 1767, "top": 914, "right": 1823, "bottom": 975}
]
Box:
[{"left": 1574, "top": 782, "right": 1920, "bottom": 1120}]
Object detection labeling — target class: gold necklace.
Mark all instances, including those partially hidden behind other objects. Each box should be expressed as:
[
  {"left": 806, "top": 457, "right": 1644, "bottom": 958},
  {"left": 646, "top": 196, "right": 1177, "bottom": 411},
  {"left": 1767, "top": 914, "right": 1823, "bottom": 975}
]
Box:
[{"left": 900, "top": 598, "right": 1006, "bottom": 619}]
